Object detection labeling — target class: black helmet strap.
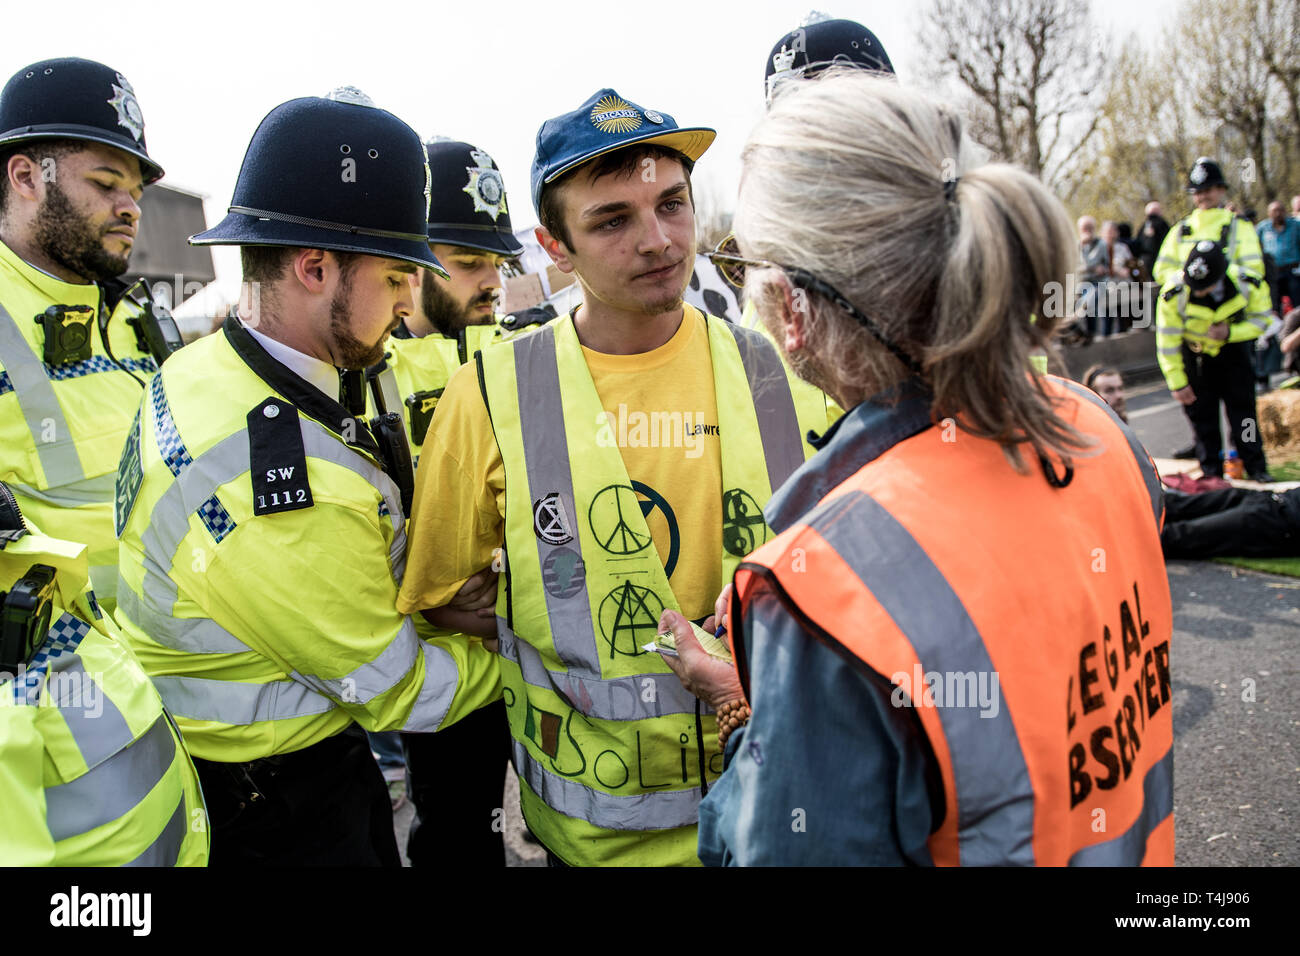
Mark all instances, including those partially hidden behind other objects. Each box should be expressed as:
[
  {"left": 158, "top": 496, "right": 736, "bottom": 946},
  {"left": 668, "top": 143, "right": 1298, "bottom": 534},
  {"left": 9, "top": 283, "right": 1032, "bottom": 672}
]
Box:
[{"left": 228, "top": 205, "right": 428, "bottom": 243}]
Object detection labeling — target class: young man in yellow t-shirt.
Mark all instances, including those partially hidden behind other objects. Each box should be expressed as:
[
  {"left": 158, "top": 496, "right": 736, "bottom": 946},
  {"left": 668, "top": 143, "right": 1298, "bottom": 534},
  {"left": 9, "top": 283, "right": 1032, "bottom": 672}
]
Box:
[{"left": 397, "top": 89, "right": 827, "bottom": 866}]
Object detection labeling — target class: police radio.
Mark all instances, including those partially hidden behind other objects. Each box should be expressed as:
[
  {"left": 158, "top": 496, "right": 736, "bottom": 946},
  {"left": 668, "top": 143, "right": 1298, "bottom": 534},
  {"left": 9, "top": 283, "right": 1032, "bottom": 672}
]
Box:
[
  {"left": 36, "top": 305, "right": 96, "bottom": 366},
  {"left": 125, "top": 280, "right": 184, "bottom": 365},
  {"left": 0, "top": 564, "right": 56, "bottom": 674},
  {"left": 364, "top": 367, "right": 415, "bottom": 518}
]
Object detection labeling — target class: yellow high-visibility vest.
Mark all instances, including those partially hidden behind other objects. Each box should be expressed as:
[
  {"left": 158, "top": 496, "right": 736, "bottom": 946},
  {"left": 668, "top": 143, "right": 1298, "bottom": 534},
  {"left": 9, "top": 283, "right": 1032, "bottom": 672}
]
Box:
[
  {"left": 479, "top": 310, "right": 829, "bottom": 865},
  {"left": 114, "top": 318, "right": 500, "bottom": 763},
  {"left": 0, "top": 239, "right": 157, "bottom": 609},
  {"left": 1, "top": 524, "right": 207, "bottom": 865}
]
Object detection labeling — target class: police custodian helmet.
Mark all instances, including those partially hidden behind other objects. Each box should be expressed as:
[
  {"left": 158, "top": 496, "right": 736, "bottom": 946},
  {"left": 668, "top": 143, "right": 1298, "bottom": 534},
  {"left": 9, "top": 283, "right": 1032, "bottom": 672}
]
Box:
[
  {"left": 1186, "top": 156, "right": 1227, "bottom": 193},
  {"left": 0, "top": 57, "right": 163, "bottom": 183},
  {"left": 764, "top": 17, "right": 894, "bottom": 103},
  {"left": 424, "top": 139, "right": 524, "bottom": 258},
  {"left": 191, "top": 88, "right": 445, "bottom": 275}
]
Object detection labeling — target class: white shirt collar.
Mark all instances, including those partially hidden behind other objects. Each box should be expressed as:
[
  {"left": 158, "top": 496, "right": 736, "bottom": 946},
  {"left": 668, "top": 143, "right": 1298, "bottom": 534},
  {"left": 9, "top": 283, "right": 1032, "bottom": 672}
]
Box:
[{"left": 239, "top": 319, "right": 338, "bottom": 400}]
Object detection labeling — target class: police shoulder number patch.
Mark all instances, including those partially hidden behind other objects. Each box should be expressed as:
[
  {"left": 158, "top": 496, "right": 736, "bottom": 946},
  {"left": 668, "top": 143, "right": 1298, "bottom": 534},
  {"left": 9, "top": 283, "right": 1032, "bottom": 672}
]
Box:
[{"left": 248, "top": 398, "right": 314, "bottom": 516}]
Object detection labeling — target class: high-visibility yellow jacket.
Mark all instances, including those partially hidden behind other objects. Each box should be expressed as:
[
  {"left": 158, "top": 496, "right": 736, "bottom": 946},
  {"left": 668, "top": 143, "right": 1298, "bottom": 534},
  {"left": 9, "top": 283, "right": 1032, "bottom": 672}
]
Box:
[
  {"left": 1155, "top": 268, "right": 1273, "bottom": 391},
  {"left": 114, "top": 317, "right": 501, "bottom": 763},
  {"left": 372, "top": 322, "right": 508, "bottom": 459},
  {"left": 1153, "top": 209, "right": 1265, "bottom": 287},
  {"left": 0, "top": 239, "right": 157, "bottom": 610},
  {"left": 0, "top": 519, "right": 207, "bottom": 866},
  {"left": 739, "top": 299, "right": 843, "bottom": 422},
  {"left": 479, "top": 312, "right": 830, "bottom": 865}
]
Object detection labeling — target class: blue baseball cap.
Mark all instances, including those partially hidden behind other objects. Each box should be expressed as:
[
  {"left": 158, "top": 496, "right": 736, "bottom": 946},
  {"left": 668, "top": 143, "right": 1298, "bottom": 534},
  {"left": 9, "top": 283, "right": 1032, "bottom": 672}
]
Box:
[{"left": 530, "top": 88, "right": 715, "bottom": 214}]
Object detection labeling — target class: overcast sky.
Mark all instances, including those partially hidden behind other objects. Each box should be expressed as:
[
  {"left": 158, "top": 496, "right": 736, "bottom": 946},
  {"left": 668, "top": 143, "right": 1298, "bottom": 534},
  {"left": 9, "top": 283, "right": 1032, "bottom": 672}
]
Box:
[{"left": 3, "top": 0, "right": 1177, "bottom": 296}]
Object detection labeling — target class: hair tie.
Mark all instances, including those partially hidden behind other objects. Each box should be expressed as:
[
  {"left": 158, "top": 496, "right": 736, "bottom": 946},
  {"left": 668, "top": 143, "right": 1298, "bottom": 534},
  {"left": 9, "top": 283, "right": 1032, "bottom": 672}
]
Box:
[{"left": 943, "top": 176, "right": 960, "bottom": 203}]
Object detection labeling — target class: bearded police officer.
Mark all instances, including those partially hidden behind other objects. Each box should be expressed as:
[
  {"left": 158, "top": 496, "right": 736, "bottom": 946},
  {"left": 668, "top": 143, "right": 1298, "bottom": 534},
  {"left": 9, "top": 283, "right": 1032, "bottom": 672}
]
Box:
[
  {"left": 374, "top": 139, "right": 525, "bottom": 459},
  {"left": 114, "top": 89, "right": 501, "bottom": 866},
  {"left": 0, "top": 58, "right": 180, "bottom": 613},
  {"left": 1153, "top": 157, "right": 1266, "bottom": 287},
  {"left": 398, "top": 89, "right": 831, "bottom": 866},
  {"left": 1, "top": 481, "right": 207, "bottom": 866},
  {"left": 371, "top": 137, "right": 523, "bottom": 867}
]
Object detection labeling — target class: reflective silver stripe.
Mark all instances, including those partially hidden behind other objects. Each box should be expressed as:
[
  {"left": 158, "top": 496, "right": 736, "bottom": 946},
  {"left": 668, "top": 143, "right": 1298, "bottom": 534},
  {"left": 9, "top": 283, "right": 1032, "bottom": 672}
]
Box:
[
  {"left": 512, "top": 325, "right": 601, "bottom": 674},
  {"left": 499, "top": 620, "right": 701, "bottom": 720},
  {"left": 1157, "top": 346, "right": 1183, "bottom": 356},
  {"left": 0, "top": 300, "right": 83, "bottom": 485},
  {"left": 47, "top": 655, "right": 134, "bottom": 770},
  {"left": 1069, "top": 746, "right": 1173, "bottom": 866},
  {"left": 513, "top": 737, "right": 701, "bottom": 831},
  {"left": 88, "top": 564, "right": 117, "bottom": 606},
  {"left": 45, "top": 714, "right": 176, "bottom": 842},
  {"left": 9, "top": 472, "right": 116, "bottom": 507},
  {"left": 139, "top": 431, "right": 247, "bottom": 617},
  {"left": 1059, "top": 379, "right": 1163, "bottom": 528},
  {"left": 124, "top": 790, "right": 188, "bottom": 867},
  {"left": 150, "top": 674, "right": 334, "bottom": 725},
  {"left": 291, "top": 615, "right": 419, "bottom": 705},
  {"left": 299, "top": 417, "right": 406, "bottom": 581},
  {"left": 377, "top": 364, "right": 403, "bottom": 423},
  {"left": 726, "top": 322, "right": 805, "bottom": 494},
  {"left": 398, "top": 640, "right": 459, "bottom": 731},
  {"left": 115, "top": 582, "right": 250, "bottom": 655},
  {"left": 1245, "top": 313, "right": 1271, "bottom": 331},
  {"left": 803, "top": 490, "right": 1036, "bottom": 865},
  {"left": 138, "top": 415, "right": 404, "bottom": 618}
]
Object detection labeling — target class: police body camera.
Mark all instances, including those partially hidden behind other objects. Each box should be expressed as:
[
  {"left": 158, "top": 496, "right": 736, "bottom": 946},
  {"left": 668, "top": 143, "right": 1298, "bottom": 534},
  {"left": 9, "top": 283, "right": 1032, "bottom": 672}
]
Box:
[
  {"left": 1, "top": 564, "right": 56, "bottom": 674},
  {"left": 37, "top": 305, "right": 95, "bottom": 366}
]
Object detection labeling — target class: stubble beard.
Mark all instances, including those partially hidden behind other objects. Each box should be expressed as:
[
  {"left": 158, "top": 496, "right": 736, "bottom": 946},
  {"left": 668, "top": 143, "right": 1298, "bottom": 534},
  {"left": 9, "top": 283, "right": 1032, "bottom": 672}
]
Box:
[
  {"left": 328, "top": 274, "right": 386, "bottom": 369},
  {"left": 34, "top": 181, "right": 130, "bottom": 282}
]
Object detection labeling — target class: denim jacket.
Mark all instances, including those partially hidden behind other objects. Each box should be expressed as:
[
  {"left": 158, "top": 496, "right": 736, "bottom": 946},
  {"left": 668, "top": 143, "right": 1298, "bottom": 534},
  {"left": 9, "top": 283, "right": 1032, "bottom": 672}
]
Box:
[{"left": 697, "top": 383, "right": 944, "bottom": 866}]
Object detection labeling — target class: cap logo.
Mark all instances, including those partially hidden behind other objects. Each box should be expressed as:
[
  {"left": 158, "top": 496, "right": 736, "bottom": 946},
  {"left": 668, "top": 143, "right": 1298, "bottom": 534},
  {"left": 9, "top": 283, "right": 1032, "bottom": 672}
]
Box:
[
  {"left": 464, "top": 149, "right": 507, "bottom": 221},
  {"left": 424, "top": 162, "right": 433, "bottom": 218},
  {"left": 107, "top": 73, "right": 144, "bottom": 143},
  {"left": 1188, "top": 259, "right": 1209, "bottom": 280},
  {"left": 1190, "top": 165, "right": 1207, "bottom": 185},
  {"left": 591, "top": 94, "right": 641, "bottom": 134},
  {"left": 644, "top": 109, "right": 664, "bottom": 125}
]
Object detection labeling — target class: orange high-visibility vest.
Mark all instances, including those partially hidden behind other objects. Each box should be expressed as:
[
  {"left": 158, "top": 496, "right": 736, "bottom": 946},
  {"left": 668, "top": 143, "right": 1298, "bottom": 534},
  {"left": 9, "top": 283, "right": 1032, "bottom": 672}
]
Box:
[{"left": 731, "top": 377, "right": 1174, "bottom": 866}]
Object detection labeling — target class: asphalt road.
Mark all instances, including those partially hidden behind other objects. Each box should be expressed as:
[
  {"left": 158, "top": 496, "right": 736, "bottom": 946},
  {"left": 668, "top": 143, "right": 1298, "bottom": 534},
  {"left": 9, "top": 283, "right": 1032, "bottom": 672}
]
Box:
[{"left": 390, "top": 378, "right": 1298, "bottom": 867}]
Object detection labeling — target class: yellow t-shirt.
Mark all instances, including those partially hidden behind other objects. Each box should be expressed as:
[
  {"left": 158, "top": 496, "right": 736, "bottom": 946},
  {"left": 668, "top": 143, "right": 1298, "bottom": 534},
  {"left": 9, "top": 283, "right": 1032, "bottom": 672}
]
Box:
[{"left": 399, "top": 308, "right": 724, "bottom": 623}]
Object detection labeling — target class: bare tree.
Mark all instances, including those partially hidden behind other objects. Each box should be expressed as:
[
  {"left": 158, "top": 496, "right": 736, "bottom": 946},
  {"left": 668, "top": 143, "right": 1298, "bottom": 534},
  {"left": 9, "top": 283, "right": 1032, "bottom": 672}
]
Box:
[
  {"left": 920, "top": 0, "right": 1107, "bottom": 187},
  {"left": 1174, "top": 0, "right": 1277, "bottom": 205}
]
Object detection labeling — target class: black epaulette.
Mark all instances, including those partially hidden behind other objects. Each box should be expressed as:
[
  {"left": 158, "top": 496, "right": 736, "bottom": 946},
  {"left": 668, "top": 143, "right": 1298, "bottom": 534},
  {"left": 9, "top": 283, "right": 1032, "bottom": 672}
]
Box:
[
  {"left": 499, "top": 305, "right": 556, "bottom": 333},
  {"left": 1161, "top": 284, "right": 1184, "bottom": 302},
  {"left": 248, "top": 398, "right": 314, "bottom": 516}
]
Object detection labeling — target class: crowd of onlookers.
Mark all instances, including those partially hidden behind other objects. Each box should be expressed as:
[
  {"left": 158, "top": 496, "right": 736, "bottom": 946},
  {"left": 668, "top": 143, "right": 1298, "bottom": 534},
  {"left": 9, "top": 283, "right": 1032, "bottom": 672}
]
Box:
[{"left": 1071, "top": 194, "right": 1300, "bottom": 389}]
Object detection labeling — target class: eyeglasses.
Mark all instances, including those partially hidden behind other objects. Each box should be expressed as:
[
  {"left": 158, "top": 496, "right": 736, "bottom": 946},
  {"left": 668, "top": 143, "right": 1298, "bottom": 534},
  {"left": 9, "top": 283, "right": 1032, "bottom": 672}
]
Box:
[{"left": 705, "top": 234, "right": 924, "bottom": 376}]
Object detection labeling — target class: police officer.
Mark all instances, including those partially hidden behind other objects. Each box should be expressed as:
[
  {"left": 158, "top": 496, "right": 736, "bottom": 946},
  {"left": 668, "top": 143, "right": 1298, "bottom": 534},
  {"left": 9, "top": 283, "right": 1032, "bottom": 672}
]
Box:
[
  {"left": 114, "top": 89, "right": 501, "bottom": 866},
  {"left": 762, "top": 13, "right": 894, "bottom": 106},
  {"left": 734, "top": 16, "right": 895, "bottom": 337},
  {"left": 373, "top": 139, "right": 525, "bottom": 458},
  {"left": 372, "top": 137, "right": 523, "bottom": 867},
  {"left": 1156, "top": 239, "right": 1275, "bottom": 482},
  {"left": 0, "top": 58, "right": 179, "bottom": 613},
  {"left": 1, "top": 481, "right": 207, "bottom": 865},
  {"left": 1153, "top": 157, "right": 1266, "bottom": 287}
]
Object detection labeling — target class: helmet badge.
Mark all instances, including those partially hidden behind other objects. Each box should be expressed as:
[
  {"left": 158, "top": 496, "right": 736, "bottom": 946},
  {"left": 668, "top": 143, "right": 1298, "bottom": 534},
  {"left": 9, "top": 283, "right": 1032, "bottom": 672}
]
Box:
[
  {"left": 107, "top": 73, "right": 144, "bottom": 143},
  {"left": 463, "top": 147, "right": 507, "bottom": 221}
]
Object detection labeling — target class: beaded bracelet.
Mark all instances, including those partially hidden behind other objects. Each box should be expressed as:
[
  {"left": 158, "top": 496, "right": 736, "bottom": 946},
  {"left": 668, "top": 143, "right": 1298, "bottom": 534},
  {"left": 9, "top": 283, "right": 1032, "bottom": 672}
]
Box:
[{"left": 716, "top": 698, "right": 752, "bottom": 749}]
